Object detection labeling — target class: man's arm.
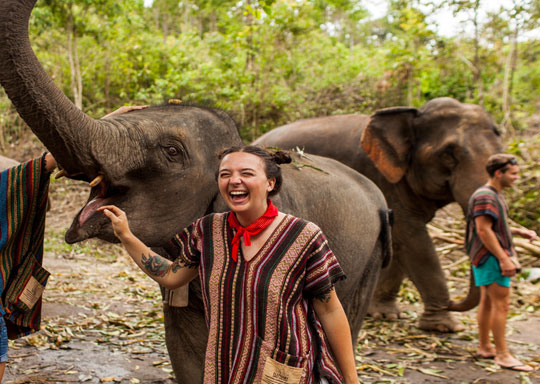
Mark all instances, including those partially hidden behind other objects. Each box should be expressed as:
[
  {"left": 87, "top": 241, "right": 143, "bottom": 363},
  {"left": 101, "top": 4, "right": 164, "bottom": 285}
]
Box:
[
  {"left": 510, "top": 227, "right": 538, "bottom": 242},
  {"left": 475, "top": 215, "right": 516, "bottom": 276},
  {"left": 102, "top": 105, "right": 148, "bottom": 118}
]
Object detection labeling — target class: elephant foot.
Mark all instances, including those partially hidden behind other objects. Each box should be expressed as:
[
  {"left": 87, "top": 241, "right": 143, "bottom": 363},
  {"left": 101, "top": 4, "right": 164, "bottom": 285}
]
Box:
[
  {"left": 368, "top": 300, "right": 402, "bottom": 320},
  {"left": 418, "top": 311, "right": 464, "bottom": 333}
]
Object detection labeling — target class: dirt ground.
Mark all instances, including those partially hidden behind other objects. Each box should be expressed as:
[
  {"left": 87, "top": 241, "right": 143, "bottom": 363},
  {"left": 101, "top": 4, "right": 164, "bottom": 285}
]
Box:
[{"left": 2, "top": 145, "right": 540, "bottom": 384}]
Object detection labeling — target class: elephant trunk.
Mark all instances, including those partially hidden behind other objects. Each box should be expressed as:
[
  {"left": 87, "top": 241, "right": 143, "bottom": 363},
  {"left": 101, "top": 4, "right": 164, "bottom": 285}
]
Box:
[
  {"left": 447, "top": 267, "right": 480, "bottom": 311},
  {"left": 0, "top": 0, "right": 104, "bottom": 178}
]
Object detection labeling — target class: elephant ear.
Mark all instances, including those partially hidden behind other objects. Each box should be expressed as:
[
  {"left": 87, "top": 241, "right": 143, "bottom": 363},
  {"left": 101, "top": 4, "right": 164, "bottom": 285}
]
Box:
[{"left": 361, "top": 107, "right": 418, "bottom": 183}]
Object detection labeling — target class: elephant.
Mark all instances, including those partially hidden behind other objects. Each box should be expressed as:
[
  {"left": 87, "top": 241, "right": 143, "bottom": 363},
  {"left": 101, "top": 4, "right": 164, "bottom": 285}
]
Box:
[
  {"left": 0, "top": 0, "right": 392, "bottom": 381},
  {"left": 0, "top": 155, "right": 19, "bottom": 171},
  {"left": 254, "top": 98, "right": 503, "bottom": 332}
]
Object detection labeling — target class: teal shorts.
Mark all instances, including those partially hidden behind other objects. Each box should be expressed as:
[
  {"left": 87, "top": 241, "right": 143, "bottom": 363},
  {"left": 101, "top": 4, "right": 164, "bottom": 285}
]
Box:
[{"left": 472, "top": 254, "right": 511, "bottom": 288}]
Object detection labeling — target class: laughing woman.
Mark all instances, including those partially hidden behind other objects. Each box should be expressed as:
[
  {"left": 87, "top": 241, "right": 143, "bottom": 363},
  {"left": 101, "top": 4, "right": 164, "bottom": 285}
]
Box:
[{"left": 100, "top": 146, "right": 359, "bottom": 384}]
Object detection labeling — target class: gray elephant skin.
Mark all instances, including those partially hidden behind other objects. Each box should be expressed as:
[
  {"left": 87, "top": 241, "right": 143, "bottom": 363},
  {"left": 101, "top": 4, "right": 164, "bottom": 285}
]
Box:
[
  {"left": 255, "top": 98, "right": 503, "bottom": 332},
  {"left": 0, "top": 155, "right": 19, "bottom": 171},
  {"left": 0, "top": 0, "right": 392, "bottom": 382}
]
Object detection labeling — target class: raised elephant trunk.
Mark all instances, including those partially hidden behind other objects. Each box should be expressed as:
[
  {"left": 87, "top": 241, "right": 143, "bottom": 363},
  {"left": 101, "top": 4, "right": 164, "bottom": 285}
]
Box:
[
  {"left": 447, "top": 268, "right": 480, "bottom": 311},
  {"left": 0, "top": 0, "right": 106, "bottom": 179}
]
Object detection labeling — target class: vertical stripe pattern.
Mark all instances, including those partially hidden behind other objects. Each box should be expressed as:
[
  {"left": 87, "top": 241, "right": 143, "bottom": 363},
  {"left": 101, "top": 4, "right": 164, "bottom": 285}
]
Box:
[
  {"left": 466, "top": 185, "right": 515, "bottom": 266},
  {"left": 169, "top": 213, "right": 346, "bottom": 383},
  {"left": 0, "top": 155, "right": 51, "bottom": 339}
]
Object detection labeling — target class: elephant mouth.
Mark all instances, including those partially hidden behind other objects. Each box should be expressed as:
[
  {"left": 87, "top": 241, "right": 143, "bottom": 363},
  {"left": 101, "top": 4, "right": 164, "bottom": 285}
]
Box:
[{"left": 65, "top": 177, "right": 127, "bottom": 243}]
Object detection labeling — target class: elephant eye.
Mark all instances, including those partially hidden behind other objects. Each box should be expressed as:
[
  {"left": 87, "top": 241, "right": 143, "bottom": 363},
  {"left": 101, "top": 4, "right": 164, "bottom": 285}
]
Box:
[{"left": 167, "top": 146, "right": 179, "bottom": 156}]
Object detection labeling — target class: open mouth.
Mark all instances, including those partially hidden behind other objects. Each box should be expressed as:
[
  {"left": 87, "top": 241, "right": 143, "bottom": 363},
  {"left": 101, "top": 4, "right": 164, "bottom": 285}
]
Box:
[
  {"left": 229, "top": 190, "right": 248, "bottom": 203},
  {"left": 78, "top": 178, "right": 126, "bottom": 226}
]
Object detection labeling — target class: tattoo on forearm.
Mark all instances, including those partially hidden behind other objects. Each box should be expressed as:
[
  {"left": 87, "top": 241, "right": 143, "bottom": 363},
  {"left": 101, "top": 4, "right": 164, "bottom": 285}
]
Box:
[
  {"left": 315, "top": 287, "right": 334, "bottom": 303},
  {"left": 171, "top": 258, "right": 182, "bottom": 273},
  {"left": 141, "top": 253, "right": 169, "bottom": 277}
]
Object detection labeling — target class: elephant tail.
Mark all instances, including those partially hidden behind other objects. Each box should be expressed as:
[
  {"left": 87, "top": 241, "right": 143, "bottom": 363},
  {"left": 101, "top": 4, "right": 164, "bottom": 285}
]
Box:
[
  {"left": 447, "top": 267, "right": 480, "bottom": 311},
  {"left": 378, "top": 209, "right": 393, "bottom": 269}
]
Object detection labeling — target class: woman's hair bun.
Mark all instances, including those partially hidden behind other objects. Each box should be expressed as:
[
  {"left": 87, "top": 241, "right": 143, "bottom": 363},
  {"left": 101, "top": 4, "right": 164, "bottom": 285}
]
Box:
[{"left": 270, "top": 150, "right": 292, "bottom": 165}]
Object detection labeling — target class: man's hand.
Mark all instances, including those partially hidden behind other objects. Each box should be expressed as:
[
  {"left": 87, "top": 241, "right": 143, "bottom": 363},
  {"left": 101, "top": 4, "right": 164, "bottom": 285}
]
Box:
[
  {"left": 44, "top": 153, "right": 57, "bottom": 172},
  {"left": 521, "top": 229, "right": 537, "bottom": 242},
  {"left": 499, "top": 257, "right": 517, "bottom": 277},
  {"left": 102, "top": 105, "right": 148, "bottom": 119}
]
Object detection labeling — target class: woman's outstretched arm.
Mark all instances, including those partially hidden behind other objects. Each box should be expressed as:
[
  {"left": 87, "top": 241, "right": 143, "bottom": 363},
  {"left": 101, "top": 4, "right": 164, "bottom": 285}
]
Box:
[{"left": 99, "top": 205, "right": 198, "bottom": 289}]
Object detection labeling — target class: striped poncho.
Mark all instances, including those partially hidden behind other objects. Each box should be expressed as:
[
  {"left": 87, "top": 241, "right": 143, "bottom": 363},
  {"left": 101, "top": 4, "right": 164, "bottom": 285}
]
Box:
[
  {"left": 168, "top": 213, "right": 346, "bottom": 384},
  {"left": 0, "top": 154, "right": 50, "bottom": 339},
  {"left": 465, "top": 185, "right": 515, "bottom": 267}
]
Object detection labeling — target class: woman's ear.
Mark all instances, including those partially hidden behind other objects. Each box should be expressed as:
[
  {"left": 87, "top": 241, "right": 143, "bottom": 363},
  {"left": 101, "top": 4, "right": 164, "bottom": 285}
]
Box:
[{"left": 267, "top": 178, "right": 276, "bottom": 192}]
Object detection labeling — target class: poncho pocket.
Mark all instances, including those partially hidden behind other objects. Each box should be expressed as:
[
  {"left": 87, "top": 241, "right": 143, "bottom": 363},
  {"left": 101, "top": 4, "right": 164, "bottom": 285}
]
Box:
[
  {"left": 256, "top": 336, "right": 309, "bottom": 384},
  {"left": 3, "top": 257, "right": 50, "bottom": 314}
]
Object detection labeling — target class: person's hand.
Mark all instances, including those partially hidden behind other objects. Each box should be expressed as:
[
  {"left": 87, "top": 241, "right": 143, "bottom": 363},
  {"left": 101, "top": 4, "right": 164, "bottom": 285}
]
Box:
[
  {"left": 98, "top": 205, "right": 132, "bottom": 241},
  {"left": 44, "top": 153, "right": 57, "bottom": 172},
  {"left": 499, "top": 257, "right": 516, "bottom": 277},
  {"left": 521, "top": 228, "right": 537, "bottom": 242},
  {"left": 102, "top": 105, "right": 148, "bottom": 119}
]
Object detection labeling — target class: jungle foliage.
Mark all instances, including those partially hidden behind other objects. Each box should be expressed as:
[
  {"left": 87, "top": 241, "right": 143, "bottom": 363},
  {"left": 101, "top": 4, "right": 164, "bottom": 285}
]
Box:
[
  {"left": 0, "top": 0, "right": 539, "bottom": 141},
  {"left": 0, "top": 1, "right": 539, "bottom": 229}
]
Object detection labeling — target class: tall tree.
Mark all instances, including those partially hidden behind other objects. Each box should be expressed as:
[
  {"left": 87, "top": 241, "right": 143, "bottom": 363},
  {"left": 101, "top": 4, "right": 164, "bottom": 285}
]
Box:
[
  {"left": 37, "top": 0, "right": 124, "bottom": 109},
  {"left": 384, "top": 0, "right": 435, "bottom": 105},
  {"left": 447, "top": 0, "right": 485, "bottom": 103},
  {"left": 499, "top": 0, "right": 540, "bottom": 134}
]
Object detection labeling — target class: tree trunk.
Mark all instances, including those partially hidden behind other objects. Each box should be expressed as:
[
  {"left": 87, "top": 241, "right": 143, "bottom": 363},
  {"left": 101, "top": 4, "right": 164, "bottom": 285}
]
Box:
[
  {"left": 407, "top": 64, "right": 413, "bottom": 106},
  {"left": 472, "top": 0, "right": 483, "bottom": 104},
  {"left": 162, "top": 12, "right": 169, "bottom": 43},
  {"left": 74, "top": 31, "right": 83, "bottom": 109},
  {"left": 502, "top": 26, "right": 519, "bottom": 136},
  {"left": 153, "top": 5, "right": 160, "bottom": 31},
  {"left": 67, "top": 8, "right": 82, "bottom": 110}
]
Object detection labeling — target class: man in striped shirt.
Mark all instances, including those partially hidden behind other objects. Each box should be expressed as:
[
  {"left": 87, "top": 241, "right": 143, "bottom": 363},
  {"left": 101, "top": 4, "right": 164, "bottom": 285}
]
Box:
[{"left": 466, "top": 154, "right": 536, "bottom": 372}]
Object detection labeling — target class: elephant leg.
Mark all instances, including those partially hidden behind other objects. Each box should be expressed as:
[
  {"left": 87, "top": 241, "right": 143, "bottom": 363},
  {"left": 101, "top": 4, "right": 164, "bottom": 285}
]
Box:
[
  {"left": 368, "top": 256, "right": 404, "bottom": 320},
  {"left": 397, "top": 219, "right": 464, "bottom": 332},
  {"left": 163, "top": 280, "right": 208, "bottom": 383}
]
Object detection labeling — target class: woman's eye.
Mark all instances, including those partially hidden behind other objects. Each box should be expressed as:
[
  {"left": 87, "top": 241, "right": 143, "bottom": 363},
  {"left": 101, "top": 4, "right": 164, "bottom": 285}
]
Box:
[{"left": 167, "top": 146, "right": 179, "bottom": 156}]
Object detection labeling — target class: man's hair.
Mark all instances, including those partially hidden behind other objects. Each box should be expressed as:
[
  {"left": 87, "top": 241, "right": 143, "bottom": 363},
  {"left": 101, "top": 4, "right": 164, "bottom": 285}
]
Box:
[{"left": 486, "top": 154, "right": 518, "bottom": 177}]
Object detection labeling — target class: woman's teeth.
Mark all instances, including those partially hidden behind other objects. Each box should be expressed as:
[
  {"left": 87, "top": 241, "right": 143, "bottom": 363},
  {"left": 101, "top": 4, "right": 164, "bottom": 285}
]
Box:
[{"left": 230, "top": 191, "right": 248, "bottom": 200}]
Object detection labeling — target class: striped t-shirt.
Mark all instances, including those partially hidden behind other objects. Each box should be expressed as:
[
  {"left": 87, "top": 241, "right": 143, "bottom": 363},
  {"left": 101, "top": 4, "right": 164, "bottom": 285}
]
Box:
[
  {"left": 168, "top": 212, "right": 346, "bottom": 383},
  {"left": 465, "top": 185, "right": 515, "bottom": 267}
]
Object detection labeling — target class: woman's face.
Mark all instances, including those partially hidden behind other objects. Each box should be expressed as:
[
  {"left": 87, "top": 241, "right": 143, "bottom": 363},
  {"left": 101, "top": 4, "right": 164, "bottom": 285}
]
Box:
[{"left": 217, "top": 152, "right": 276, "bottom": 217}]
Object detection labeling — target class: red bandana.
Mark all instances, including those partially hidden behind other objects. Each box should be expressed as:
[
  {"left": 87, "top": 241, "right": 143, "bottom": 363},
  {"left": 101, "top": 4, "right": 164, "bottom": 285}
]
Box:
[{"left": 227, "top": 200, "right": 279, "bottom": 262}]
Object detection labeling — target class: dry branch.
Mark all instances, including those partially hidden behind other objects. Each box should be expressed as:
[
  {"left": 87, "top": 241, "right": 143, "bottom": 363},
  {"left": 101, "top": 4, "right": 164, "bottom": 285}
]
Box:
[{"left": 429, "top": 221, "right": 540, "bottom": 260}]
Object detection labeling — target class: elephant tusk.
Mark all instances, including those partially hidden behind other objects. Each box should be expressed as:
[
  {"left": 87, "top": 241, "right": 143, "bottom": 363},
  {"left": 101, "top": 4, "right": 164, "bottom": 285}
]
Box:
[
  {"left": 89, "top": 174, "right": 104, "bottom": 188},
  {"left": 54, "top": 169, "right": 67, "bottom": 180}
]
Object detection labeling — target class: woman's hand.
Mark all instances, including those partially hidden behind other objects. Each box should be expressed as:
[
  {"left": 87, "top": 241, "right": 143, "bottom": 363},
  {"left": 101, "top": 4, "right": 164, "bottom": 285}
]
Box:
[
  {"left": 98, "top": 205, "right": 198, "bottom": 289},
  {"left": 102, "top": 105, "right": 148, "bottom": 119},
  {"left": 98, "top": 205, "right": 132, "bottom": 241}
]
